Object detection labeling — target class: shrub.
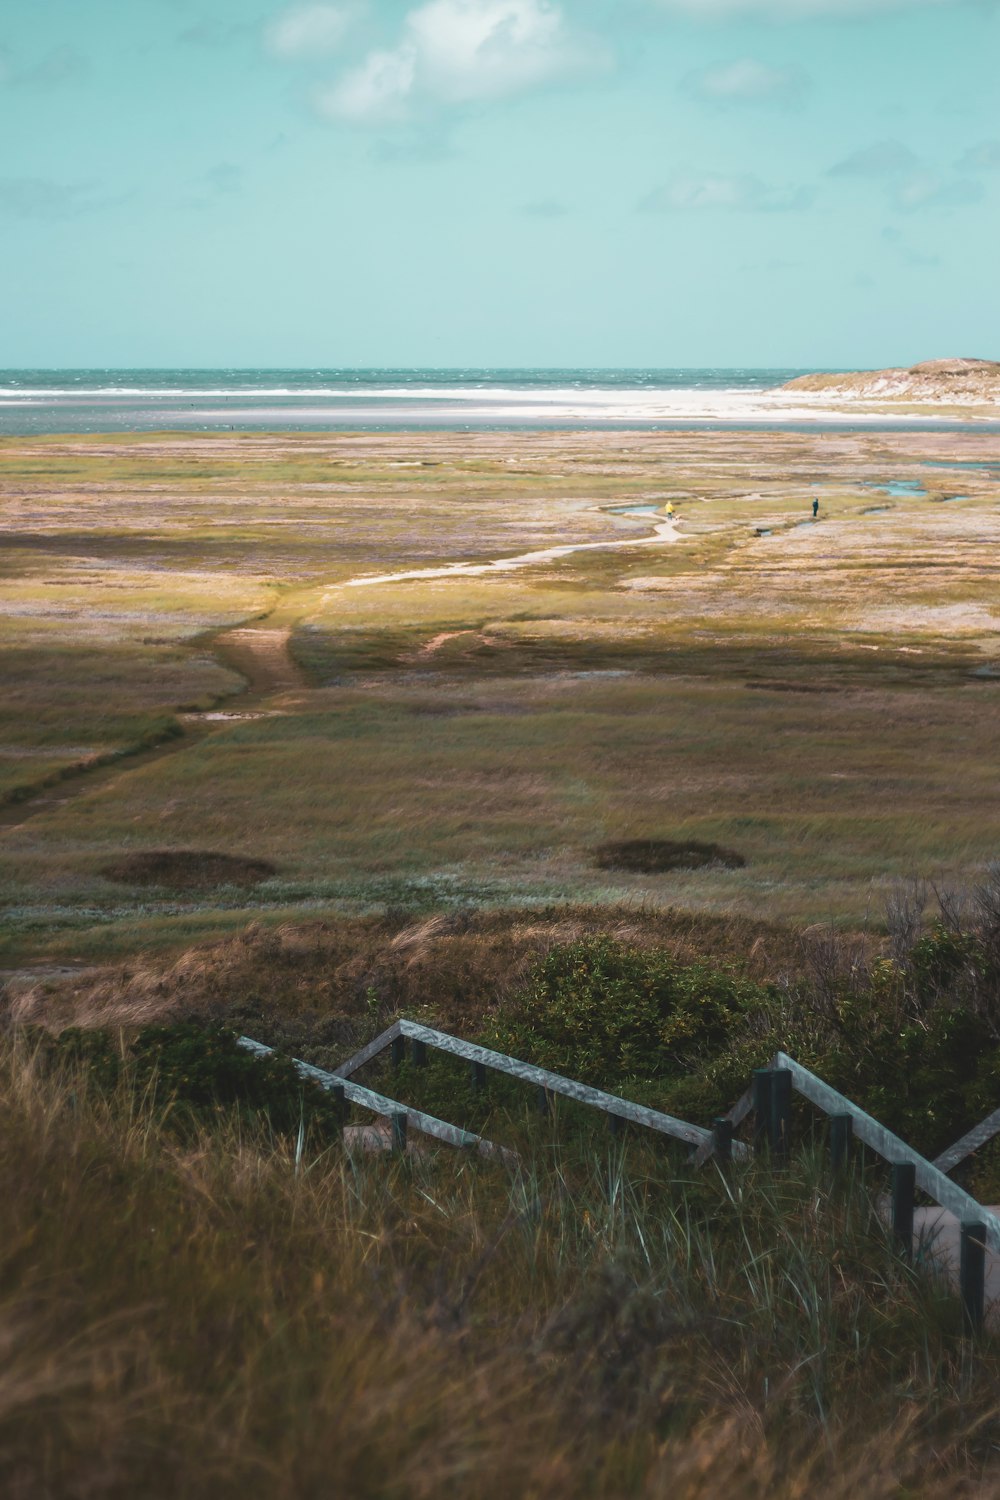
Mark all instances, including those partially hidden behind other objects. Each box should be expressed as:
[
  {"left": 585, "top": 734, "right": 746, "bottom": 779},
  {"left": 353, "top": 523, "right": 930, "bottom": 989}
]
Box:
[
  {"left": 594, "top": 838, "right": 746, "bottom": 873},
  {"left": 489, "top": 937, "right": 770, "bottom": 1088},
  {"left": 100, "top": 849, "right": 278, "bottom": 890},
  {"left": 43, "top": 1022, "right": 341, "bottom": 1138}
]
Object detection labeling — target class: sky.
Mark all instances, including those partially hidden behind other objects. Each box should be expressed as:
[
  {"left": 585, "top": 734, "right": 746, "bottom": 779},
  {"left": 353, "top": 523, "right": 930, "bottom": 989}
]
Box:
[{"left": 1, "top": 0, "right": 999, "bottom": 368}]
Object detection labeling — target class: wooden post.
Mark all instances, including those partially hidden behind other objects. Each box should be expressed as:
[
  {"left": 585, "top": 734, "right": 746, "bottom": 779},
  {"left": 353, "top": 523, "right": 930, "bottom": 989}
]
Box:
[
  {"left": 771, "top": 1069, "right": 792, "bottom": 1160},
  {"left": 391, "top": 1110, "right": 408, "bottom": 1154},
  {"left": 411, "top": 1039, "right": 427, "bottom": 1068},
  {"left": 713, "top": 1117, "right": 733, "bottom": 1164},
  {"left": 536, "top": 1086, "right": 550, "bottom": 1117},
  {"left": 390, "top": 1035, "right": 406, "bottom": 1069},
  {"left": 752, "top": 1069, "right": 774, "bottom": 1154},
  {"left": 470, "top": 1061, "right": 488, "bottom": 1092},
  {"left": 608, "top": 1112, "right": 623, "bottom": 1138},
  {"left": 330, "top": 1082, "right": 347, "bottom": 1130},
  {"left": 960, "top": 1222, "right": 987, "bottom": 1334},
  {"left": 829, "top": 1113, "right": 852, "bottom": 1171},
  {"left": 891, "top": 1162, "right": 916, "bottom": 1254}
]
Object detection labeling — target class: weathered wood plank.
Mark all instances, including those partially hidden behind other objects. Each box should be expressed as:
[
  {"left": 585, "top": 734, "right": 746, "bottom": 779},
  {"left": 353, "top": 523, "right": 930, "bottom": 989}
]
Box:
[
  {"left": 397, "top": 1020, "right": 748, "bottom": 1155},
  {"left": 236, "top": 1035, "right": 509, "bottom": 1158},
  {"left": 691, "top": 1070, "right": 769, "bottom": 1167},
  {"left": 773, "top": 1051, "right": 1000, "bottom": 1253},
  {"left": 331, "top": 1022, "right": 403, "bottom": 1080},
  {"left": 934, "top": 1106, "right": 1000, "bottom": 1175}
]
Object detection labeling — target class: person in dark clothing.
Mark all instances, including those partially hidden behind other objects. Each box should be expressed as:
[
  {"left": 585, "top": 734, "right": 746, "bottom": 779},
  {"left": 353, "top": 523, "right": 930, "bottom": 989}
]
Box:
[{"left": 812, "top": 498, "right": 820, "bottom": 518}]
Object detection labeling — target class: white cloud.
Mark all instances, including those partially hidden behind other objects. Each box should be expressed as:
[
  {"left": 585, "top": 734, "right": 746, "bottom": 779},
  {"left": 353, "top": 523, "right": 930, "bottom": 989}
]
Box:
[
  {"left": 319, "top": 46, "right": 417, "bottom": 122},
  {"left": 683, "top": 57, "right": 809, "bottom": 105},
  {"left": 881, "top": 226, "right": 942, "bottom": 265},
  {"left": 893, "top": 171, "right": 982, "bottom": 210},
  {"left": 652, "top": 0, "right": 961, "bottom": 14},
  {"left": 407, "top": 0, "right": 576, "bottom": 102},
  {"left": 179, "top": 22, "right": 254, "bottom": 47},
  {"left": 310, "top": 0, "right": 598, "bottom": 124},
  {"left": 827, "top": 140, "right": 984, "bottom": 211},
  {"left": 265, "top": 4, "right": 354, "bottom": 60},
  {"left": 206, "top": 162, "right": 243, "bottom": 195},
  {"left": 640, "top": 173, "right": 812, "bottom": 212},
  {"left": 0, "top": 44, "right": 90, "bottom": 89},
  {"left": 522, "top": 196, "right": 570, "bottom": 215}
]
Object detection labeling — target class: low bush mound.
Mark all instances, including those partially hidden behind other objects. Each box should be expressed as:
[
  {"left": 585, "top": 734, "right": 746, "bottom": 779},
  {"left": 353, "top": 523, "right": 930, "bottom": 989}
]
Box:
[
  {"left": 484, "top": 918, "right": 1000, "bottom": 1182},
  {"left": 490, "top": 936, "right": 769, "bottom": 1088},
  {"left": 594, "top": 838, "right": 746, "bottom": 873},
  {"left": 39, "top": 1021, "right": 342, "bottom": 1138},
  {"left": 101, "top": 848, "right": 278, "bottom": 890}
]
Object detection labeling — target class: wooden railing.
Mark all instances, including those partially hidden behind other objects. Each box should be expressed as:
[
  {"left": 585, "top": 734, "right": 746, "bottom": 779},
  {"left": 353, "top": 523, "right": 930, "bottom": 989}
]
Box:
[
  {"left": 697, "top": 1051, "right": 1000, "bottom": 1330},
  {"left": 238, "top": 1025, "right": 999, "bottom": 1331},
  {"left": 934, "top": 1104, "right": 1000, "bottom": 1175},
  {"left": 237, "top": 1034, "right": 511, "bottom": 1161},
  {"left": 333, "top": 1018, "right": 751, "bottom": 1158}
]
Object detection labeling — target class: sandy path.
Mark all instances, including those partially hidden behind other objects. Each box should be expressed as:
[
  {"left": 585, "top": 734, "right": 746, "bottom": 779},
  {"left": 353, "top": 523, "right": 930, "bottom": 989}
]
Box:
[
  {"left": 332, "top": 515, "right": 679, "bottom": 594},
  {"left": 1, "top": 511, "right": 677, "bottom": 833},
  {"left": 212, "top": 624, "right": 306, "bottom": 698}
]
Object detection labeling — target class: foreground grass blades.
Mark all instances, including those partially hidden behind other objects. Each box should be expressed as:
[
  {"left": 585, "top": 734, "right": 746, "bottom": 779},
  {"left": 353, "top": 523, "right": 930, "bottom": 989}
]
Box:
[{"left": 2, "top": 1033, "right": 999, "bottom": 1500}]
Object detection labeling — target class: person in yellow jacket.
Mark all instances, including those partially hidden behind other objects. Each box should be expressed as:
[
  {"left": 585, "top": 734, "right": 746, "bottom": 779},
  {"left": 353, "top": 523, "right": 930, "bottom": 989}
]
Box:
[{"left": 664, "top": 501, "right": 676, "bottom": 519}]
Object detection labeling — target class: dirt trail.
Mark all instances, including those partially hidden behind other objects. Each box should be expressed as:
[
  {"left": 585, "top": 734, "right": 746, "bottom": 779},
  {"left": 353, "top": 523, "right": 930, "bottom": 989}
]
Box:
[
  {"left": 1, "top": 623, "right": 308, "bottom": 833},
  {"left": 213, "top": 624, "right": 307, "bottom": 698},
  {"left": 0, "top": 723, "right": 211, "bottom": 833},
  {"left": 331, "top": 516, "right": 680, "bottom": 594},
  {"left": 1, "top": 512, "right": 676, "bottom": 835}
]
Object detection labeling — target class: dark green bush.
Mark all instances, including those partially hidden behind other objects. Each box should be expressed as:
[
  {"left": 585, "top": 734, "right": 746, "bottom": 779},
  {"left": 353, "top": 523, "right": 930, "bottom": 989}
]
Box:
[
  {"left": 489, "top": 936, "right": 772, "bottom": 1088},
  {"left": 483, "top": 928, "right": 1000, "bottom": 1165},
  {"left": 42, "top": 1022, "right": 342, "bottom": 1139}
]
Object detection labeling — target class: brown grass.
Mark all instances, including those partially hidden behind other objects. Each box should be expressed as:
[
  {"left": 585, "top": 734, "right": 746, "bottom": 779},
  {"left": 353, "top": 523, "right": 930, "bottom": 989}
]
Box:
[
  {"left": 2, "top": 427, "right": 999, "bottom": 962},
  {"left": 1, "top": 1032, "right": 999, "bottom": 1499},
  {"left": 3, "top": 904, "right": 807, "bottom": 1043}
]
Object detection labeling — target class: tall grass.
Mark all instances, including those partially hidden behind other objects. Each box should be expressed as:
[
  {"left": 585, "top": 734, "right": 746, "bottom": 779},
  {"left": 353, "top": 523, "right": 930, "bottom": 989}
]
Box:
[{"left": 3, "top": 1033, "right": 1000, "bottom": 1498}]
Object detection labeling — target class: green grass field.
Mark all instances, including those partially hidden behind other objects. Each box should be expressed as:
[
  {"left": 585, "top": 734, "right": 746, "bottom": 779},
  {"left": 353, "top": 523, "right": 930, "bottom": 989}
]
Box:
[
  {"left": 0, "top": 427, "right": 998, "bottom": 967},
  {"left": 3, "top": 427, "right": 1000, "bottom": 1494}
]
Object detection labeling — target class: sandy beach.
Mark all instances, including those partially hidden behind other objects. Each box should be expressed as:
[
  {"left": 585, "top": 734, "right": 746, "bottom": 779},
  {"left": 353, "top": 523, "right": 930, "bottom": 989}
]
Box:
[{"left": 3, "top": 376, "right": 1000, "bottom": 435}]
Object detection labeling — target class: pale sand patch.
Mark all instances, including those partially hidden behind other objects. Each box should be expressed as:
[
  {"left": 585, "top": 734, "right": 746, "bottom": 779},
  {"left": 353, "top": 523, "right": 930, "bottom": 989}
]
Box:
[
  {"left": 212, "top": 625, "right": 306, "bottom": 696},
  {"left": 328, "top": 516, "right": 680, "bottom": 595},
  {"left": 845, "top": 604, "right": 999, "bottom": 634},
  {"left": 415, "top": 630, "right": 481, "bottom": 658}
]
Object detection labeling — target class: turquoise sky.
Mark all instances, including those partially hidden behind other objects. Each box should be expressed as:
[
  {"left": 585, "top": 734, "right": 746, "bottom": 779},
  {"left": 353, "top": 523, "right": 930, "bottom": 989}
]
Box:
[{"left": 2, "top": 0, "right": 998, "bottom": 367}]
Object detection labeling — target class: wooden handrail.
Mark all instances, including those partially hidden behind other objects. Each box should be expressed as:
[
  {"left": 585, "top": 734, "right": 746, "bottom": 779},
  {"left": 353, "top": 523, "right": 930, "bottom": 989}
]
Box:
[
  {"left": 934, "top": 1105, "right": 1000, "bottom": 1176},
  {"left": 770, "top": 1051, "right": 1000, "bottom": 1252},
  {"left": 237, "top": 1035, "right": 512, "bottom": 1160},
  {"left": 248, "top": 1023, "right": 1000, "bottom": 1254},
  {"left": 335, "top": 1018, "right": 751, "bottom": 1158}
]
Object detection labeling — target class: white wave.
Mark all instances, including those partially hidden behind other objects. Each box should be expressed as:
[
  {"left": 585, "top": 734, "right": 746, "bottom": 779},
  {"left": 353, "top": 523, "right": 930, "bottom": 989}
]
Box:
[{"left": 0, "top": 382, "right": 767, "bottom": 403}]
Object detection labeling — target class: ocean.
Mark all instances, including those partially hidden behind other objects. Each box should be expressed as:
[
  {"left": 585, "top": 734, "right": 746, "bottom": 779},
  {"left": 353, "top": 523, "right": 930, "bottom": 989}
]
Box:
[{"left": 0, "top": 368, "right": 991, "bottom": 434}]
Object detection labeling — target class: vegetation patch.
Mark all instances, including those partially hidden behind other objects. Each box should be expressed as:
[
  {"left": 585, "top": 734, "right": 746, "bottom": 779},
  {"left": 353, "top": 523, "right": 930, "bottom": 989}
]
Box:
[
  {"left": 100, "top": 849, "right": 278, "bottom": 890},
  {"left": 594, "top": 838, "right": 747, "bottom": 873},
  {"left": 744, "top": 679, "right": 838, "bottom": 694},
  {"left": 5, "top": 1028, "right": 998, "bottom": 1498},
  {"left": 37, "top": 1020, "right": 341, "bottom": 1138}
]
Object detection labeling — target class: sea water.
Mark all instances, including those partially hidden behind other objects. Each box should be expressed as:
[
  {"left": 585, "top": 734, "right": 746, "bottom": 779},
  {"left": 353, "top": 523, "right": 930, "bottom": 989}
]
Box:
[{"left": 1, "top": 368, "right": 998, "bottom": 435}]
